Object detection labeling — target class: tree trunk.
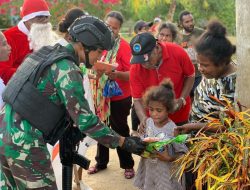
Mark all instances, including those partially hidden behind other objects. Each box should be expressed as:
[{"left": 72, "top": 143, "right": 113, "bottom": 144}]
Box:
[
  {"left": 235, "top": 0, "right": 250, "bottom": 109},
  {"left": 236, "top": 2, "right": 250, "bottom": 189},
  {"left": 166, "top": 0, "right": 176, "bottom": 22}
]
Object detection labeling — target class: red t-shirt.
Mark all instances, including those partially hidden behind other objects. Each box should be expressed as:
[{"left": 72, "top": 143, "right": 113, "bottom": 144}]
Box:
[
  {"left": 0, "top": 26, "right": 32, "bottom": 84},
  {"left": 130, "top": 42, "right": 195, "bottom": 123},
  {"left": 103, "top": 38, "right": 131, "bottom": 102}
]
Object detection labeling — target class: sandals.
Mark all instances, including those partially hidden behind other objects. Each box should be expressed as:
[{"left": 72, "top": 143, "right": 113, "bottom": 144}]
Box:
[
  {"left": 124, "top": 168, "right": 135, "bottom": 179},
  {"left": 87, "top": 165, "right": 106, "bottom": 175},
  {"left": 88, "top": 165, "right": 134, "bottom": 179}
]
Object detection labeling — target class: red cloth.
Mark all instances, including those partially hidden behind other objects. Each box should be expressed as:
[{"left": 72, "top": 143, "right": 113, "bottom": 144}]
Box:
[
  {"left": 130, "top": 42, "right": 195, "bottom": 123},
  {"left": 106, "top": 38, "right": 131, "bottom": 102},
  {"left": 0, "top": 26, "right": 32, "bottom": 84},
  {"left": 20, "top": 0, "right": 50, "bottom": 21},
  {"left": 21, "top": 0, "right": 49, "bottom": 17}
]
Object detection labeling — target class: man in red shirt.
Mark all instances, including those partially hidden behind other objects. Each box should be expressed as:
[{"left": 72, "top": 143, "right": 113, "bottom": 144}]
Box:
[
  {"left": 130, "top": 32, "right": 195, "bottom": 127},
  {"left": 0, "top": 0, "right": 50, "bottom": 84}
]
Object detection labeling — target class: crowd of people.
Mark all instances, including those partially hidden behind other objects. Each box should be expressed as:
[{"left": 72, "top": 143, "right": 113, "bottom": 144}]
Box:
[{"left": 0, "top": 0, "right": 237, "bottom": 189}]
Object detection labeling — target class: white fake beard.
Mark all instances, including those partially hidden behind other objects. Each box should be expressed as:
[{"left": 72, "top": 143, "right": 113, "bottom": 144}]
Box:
[{"left": 28, "top": 23, "right": 60, "bottom": 51}]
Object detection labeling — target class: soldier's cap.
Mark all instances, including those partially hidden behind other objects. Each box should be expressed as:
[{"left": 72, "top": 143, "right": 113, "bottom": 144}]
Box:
[
  {"left": 130, "top": 32, "right": 157, "bottom": 64},
  {"left": 134, "top": 20, "right": 153, "bottom": 34}
]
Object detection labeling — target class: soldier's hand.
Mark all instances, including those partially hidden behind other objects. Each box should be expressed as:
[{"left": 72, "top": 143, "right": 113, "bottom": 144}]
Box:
[{"left": 121, "top": 136, "right": 147, "bottom": 155}]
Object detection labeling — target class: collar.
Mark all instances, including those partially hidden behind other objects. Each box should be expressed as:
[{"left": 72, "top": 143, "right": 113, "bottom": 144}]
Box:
[{"left": 17, "top": 20, "right": 30, "bottom": 36}]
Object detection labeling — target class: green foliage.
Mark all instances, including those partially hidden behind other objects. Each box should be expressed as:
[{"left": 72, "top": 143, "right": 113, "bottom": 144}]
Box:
[
  {"left": 177, "top": 0, "right": 235, "bottom": 34},
  {"left": 0, "top": 16, "right": 10, "bottom": 29},
  {"left": 0, "top": 0, "right": 236, "bottom": 34}
]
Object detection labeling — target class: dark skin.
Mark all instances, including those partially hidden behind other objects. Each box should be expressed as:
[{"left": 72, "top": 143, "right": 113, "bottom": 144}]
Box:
[
  {"left": 91, "top": 16, "right": 129, "bottom": 81},
  {"left": 24, "top": 16, "right": 50, "bottom": 30},
  {"left": 152, "top": 147, "right": 177, "bottom": 162},
  {"left": 135, "top": 43, "right": 195, "bottom": 134},
  {"left": 181, "top": 14, "right": 195, "bottom": 34},
  {"left": 104, "top": 16, "right": 129, "bottom": 81},
  {"left": 174, "top": 53, "right": 236, "bottom": 136}
]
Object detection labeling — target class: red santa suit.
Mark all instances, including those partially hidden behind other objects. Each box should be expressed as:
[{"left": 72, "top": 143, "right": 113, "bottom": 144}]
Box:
[
  {"left": 0, "top": 0, "right": 50, "bottom": 84},
  {"left": 0, "top": 24, "right": 31, "bottom": 84}
]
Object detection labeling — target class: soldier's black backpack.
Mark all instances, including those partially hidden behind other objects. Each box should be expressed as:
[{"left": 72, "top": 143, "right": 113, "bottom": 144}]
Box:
[{"left": 3, "top": 43, "right": 78, "bottom": 145}]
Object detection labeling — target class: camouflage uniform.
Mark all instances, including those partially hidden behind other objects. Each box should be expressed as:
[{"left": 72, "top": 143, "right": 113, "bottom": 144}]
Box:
[
  {"left": 191, "top": 72, "right": 236, "bottom": 122},
  {"left": 0, "top": 44, "right": 120, "bottom": 189}
]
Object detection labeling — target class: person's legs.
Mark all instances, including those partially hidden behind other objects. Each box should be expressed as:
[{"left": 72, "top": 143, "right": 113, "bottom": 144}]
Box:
[
  {"left": 110, "top": 97, "right": 135, "bottom": 178},
  {"left": 89, "top": 134, "right": 109, "bottom": 174},
  {"left": 94, "top": 143, "right": 109, "bottom": 169}
]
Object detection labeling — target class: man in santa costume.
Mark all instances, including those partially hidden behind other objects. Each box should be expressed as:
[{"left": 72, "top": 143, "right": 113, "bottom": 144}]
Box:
[{"left": 0, "top": 0, "right": 51, "bottom": 85}]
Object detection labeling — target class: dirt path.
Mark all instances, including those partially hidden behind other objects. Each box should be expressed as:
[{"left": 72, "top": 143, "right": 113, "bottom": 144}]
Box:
[
  {"left": 70, "top": 114, "right": 142, "bottom": 190},
  {"left": 76, "top": 145, "right": 140, "bottom": 190}
]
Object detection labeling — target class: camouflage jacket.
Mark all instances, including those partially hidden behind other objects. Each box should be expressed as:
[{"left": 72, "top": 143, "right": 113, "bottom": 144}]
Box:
[
  {"left": 0, "top": 44, "right": 120, "bottom": 154},
  {"left": 191, "top": 72, "right": 236, "bottom": 122}
]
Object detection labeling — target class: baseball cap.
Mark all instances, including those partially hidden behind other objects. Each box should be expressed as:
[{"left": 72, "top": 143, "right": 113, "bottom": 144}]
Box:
[
  {"left": 130, "top": 32, "right": 157, "bottom": 64},
  {"left": 134, "top": 20, "right": 153, "bottom": 34}
]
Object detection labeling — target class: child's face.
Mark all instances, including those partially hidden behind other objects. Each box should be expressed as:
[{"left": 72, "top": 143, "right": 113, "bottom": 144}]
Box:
[{"left": 148, "top": 101, "right": 168, "bottom": 127}]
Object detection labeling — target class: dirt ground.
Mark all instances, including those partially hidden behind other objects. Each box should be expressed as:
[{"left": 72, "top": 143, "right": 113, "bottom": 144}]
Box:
[
  {"left": 74, "top": 145, "right": 140, "bottom": 190},
  {"left": 73, "top": 115, "right": 140, "bottom": 190}
]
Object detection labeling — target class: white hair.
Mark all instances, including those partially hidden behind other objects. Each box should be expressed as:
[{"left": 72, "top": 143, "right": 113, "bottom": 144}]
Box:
[{"left": 28, "top": 22, "right": 60, "bottom": 51}]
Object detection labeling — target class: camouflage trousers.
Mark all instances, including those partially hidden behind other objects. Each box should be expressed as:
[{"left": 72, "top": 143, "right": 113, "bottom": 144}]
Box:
[
  {"left": 0, "top": 122, "right": 57, "bottom": 190},
  {"left": 0, "top": 145, "right": 57, "bottom": 190}
]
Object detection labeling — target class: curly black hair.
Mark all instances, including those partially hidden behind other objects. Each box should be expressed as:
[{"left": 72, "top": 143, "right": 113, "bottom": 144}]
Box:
[
  {"left": 195, "top": 20, "right": 236, "bottom": 66},
  {"left": 143, "top": 78, "right": 176, "bottom": 113}
]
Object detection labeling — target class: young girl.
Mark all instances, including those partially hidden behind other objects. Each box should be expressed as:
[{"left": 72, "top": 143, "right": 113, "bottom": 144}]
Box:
[{"left": 134, "top": 78, "right": 188, "bottom": 190}]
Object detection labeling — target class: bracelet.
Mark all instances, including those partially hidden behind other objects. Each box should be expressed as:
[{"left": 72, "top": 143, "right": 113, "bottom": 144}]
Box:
[{"left": 180, "top": 97, "right": 186, "bottom": 106}]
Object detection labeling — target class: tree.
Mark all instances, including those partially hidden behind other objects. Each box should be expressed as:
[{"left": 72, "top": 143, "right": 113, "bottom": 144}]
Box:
[
  {"left": 167, "top": 0, "right": 177, "bottom": 22},
  {"left": 235, "top": 2, "right": 250, "bottom": 189},
  {"left": 235, "top": 0, "right": 250, "bottom": 109}
]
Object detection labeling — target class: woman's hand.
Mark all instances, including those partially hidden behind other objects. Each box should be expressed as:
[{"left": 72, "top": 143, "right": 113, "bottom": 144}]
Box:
[{"left": 105, "top": 70, "right": 118, "bottom": 80}]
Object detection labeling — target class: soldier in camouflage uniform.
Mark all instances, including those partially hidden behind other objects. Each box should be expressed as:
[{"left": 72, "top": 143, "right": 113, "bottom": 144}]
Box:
[{"left": 0, "top": 16, "right": 146, "bottom": 190}]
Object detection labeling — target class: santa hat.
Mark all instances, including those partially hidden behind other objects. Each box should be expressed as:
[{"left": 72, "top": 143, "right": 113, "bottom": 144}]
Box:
[{"left": 20, "top": 0, "right": 50, "bottom": 22}]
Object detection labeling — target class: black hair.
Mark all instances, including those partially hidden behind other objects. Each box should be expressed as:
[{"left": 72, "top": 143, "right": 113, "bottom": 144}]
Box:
[
  {"left": 195, "top": 20, "right": 236, "bottom": 66},
  {"left": 158, "top": 22, "right": 178, "bottom": 41},
  {"left": 105, "top": 11, "right": 124, "bottom": 26},
  {"left": 143, "top": 78, "right": 175, "bottom": 113},
  {"left": 58, "top": 8, "right": 86, "bottom": 33},
  {"left": 179, "top": 10, "right": 191, "bottom": 23}
]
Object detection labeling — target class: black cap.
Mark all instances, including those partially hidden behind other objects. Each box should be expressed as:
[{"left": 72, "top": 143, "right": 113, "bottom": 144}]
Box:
[
  {"left": 130, "top": 32, "right": 156, "bottom": 64},
  {"left": 134, "top": 20, "right": 153, "bottom": 34}
]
